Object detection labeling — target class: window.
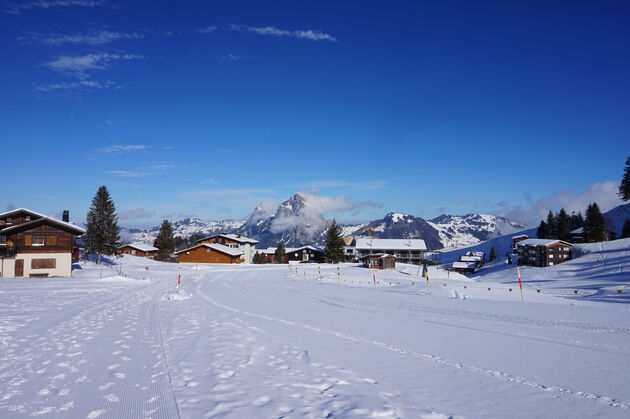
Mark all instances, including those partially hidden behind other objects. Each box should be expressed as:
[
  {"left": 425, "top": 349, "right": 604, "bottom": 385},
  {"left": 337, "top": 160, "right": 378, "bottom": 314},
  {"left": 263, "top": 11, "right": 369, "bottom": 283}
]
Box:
[
  {"left": 563, "top": 247, "right": 569, "bottom": 251},
  {"left": 6, "top": 217, "right": 12, "bottom": 224},
  {"left": 31, "top": 258, "right": 56, "bottom": 269},
  {"left": 25, "top": 215, "right": 31, "bottom": 221},
  {"left": 32, "top": 235, "right": 45, "bottom": 246},
  {"left": 0, "top": 235, "right": 5, "bottom": 245},
  {"left": 207, "top": 248, "right": 211, "bottom": 253},
  {"left": 549, "top": 254, "right": 553, "bottom": 259},
  {"left": 131, "top": 250, "right": 136, "bottom": 255}
]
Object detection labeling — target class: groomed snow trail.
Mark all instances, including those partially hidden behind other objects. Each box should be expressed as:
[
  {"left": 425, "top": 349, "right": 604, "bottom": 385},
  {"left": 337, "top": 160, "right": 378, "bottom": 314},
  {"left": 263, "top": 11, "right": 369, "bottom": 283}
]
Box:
[{"left": 0, "top": 265, "right": 180, "bottom": 418}]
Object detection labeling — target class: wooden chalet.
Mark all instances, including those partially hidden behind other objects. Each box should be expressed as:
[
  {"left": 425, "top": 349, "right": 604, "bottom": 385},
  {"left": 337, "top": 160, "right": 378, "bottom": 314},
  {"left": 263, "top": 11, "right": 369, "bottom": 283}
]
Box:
[
  {"left": 361, "top": 253, "right": 396, "bottom": 270},
  {"left": 452, "top": 261, "right": 476, "bottom": 274},
  {"left": 175, "top": 243, "right": 244, "bottom": 264},
  {"left": 516, "top": 239, "right": 573, "bottom": 267},
  {"left": 354, "top": 238, "right": 427, "bottom": 265},
  {"left": 260, "top": 245, "right": 326, "bottom": 263},
  {"left": 118, "top": 242, "right": 158, "bottom": 259},
  {"left": 0, "top": 208, "right": 85, "bottom": 278},
  {"left": 512, "top": 235, "right": 529, "bottom": 250},
  {"left": 197, "top": 234, "right": 258, "bottom": 263}
]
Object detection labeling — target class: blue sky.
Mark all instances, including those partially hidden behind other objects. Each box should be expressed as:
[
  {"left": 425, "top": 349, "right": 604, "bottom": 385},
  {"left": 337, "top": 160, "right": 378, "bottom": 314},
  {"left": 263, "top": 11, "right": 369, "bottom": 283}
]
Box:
[{"left": 1, "top": 1, "right": 628, "bottom": 228}]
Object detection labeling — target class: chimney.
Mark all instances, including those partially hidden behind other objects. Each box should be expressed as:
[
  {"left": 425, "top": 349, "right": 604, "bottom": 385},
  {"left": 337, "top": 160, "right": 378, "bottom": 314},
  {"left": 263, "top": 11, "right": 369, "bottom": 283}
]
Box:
[{"left": 62, "top": 210, "right": 69, "bottom": 222}]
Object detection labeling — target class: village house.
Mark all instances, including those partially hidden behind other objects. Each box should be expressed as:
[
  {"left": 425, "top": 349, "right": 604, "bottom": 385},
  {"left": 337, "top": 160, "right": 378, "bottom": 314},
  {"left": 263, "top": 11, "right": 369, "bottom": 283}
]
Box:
[
  {"left": 361, "top": 253, "right": 396, "bottom": 270},
  {"left": 516, "top": 239, "right": 573, "bottom": 267},
  {"left": 452, "top": 261, "right": 477, "bottom": 274},
  {"left": 260, "top": 245, "right": 325, "bottom": 263},
  {"left": 512, "top": 235, "right": 529, "bottom": 250},
  {"left": 0, "top": 208, "right": 85, "bottom": 278},
  {"left": 175, "top": 243, "right": 244, "bottom": 264},
  {"left": 118, "top": 242, "right": 158, "bottom": 259},
  {"left": 197, "top": 234, "right": 258, "bottom": 264},
  {"left": 354, "top": 238, "right": 427, "bottom": 265}
]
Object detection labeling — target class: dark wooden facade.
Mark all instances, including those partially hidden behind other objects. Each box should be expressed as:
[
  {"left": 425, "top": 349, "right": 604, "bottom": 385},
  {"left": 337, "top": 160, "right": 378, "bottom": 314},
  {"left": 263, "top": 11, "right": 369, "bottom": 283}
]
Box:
[
  {"left": 176, "top": 245, "right": 243, "bottom": 264},
  {"left": 361, "top": 254, "right": 396, "bottom": 270},
  {"left": 517, "top": 240, "right": 573, "bottom": 267},
  {"left": 285, "top": 246, "right": 326, "bottom": 263}
]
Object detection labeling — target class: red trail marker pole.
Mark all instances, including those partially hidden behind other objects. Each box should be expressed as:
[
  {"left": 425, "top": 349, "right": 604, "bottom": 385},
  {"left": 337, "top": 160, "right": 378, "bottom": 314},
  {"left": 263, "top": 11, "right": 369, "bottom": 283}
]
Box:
[
  {"left": 178, "top": 267, "right": 181, "bottom": 293},
  {"left": 516, "top": 266, "right": 524, "bottom": 302}
]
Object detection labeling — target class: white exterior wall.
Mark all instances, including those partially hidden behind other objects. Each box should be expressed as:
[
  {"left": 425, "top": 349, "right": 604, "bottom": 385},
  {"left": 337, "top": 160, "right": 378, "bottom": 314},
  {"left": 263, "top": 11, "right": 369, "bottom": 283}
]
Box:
[
  {"left": 0, "top": 257, "right": 16, "bottom": 277},
  {"left": 0, "top": 253, "right": 72, "bottom": 278}
]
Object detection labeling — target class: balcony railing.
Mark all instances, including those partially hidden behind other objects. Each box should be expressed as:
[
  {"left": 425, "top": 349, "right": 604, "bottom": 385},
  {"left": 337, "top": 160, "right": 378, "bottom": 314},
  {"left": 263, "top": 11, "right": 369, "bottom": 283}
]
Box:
[{"left": 0, "top": 245, "right": 17, "bottom": 257}]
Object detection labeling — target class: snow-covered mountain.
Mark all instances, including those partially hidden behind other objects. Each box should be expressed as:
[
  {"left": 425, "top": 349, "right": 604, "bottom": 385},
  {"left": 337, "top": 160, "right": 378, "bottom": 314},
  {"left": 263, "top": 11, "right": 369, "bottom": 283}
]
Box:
[
  {"left": 350, "top": 212, "right": 444, "bottom": 250},
  {"left": 603, "top": 203, "right": 630, "bottom": 237},
  {"left": 120, "top": 194, "right": 527, "bottom": 250},
  {"left": 121, "top": 218, "right": 244, "bottom": 245},
  {"left": 428, "top": 214, "right": 526, "bottom": 248},
  {"left": 236, "top": 193, "right": 330, "bottom": 248}
]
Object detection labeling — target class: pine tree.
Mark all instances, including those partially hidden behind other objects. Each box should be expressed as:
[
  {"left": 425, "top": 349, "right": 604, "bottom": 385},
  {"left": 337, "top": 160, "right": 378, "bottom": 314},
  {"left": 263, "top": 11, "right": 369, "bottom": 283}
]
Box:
[
  {"left": 570, "top": 211, "right": 584, "bottom": 230},
  {"left": 621, "top": 218, "right": 630, "bottom": 239},
  {"left": 619, "top": 157, "right": 630, "bottom": 201},
  {"left": 537, "top": 220, "right": 548, "bottom": 239},
  {"left": 85, "top": 186, "right": 120, "bottom": 263},
  {"left": 324, "top": 220, "right": 345, "bottom": 263},
  {"left": 546, "top": 210, "right": 557, "bottom": 239},
  {"left": 489, "top": 246, "right": 496, "bottom": 261},
  {"left": 583, "top": 203, "right": 605, "bottom": 242},
  {"left": 153, "top": 220, "right": 175, "bottom": 261},
  {"left": 556, "top": 208, "right": 571, "bottom": 241},
  {"left": 274, "top": 242, "right": 286, "bottom": 264},
  {"left": 253, "top": 251, "right": 266, "bottom": 264}
]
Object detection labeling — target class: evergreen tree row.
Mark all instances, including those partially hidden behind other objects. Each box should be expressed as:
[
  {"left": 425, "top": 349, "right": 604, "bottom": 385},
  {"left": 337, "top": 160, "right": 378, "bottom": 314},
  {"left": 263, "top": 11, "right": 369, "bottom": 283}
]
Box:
[{"left": 536, "top": 208, "right": 583, "bottom": 241}]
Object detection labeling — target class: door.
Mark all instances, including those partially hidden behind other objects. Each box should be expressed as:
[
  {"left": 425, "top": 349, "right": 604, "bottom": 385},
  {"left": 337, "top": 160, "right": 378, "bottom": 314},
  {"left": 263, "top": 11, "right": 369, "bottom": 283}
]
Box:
[{"left": 15, "top": 259, "right": 24, "bottom": 277}]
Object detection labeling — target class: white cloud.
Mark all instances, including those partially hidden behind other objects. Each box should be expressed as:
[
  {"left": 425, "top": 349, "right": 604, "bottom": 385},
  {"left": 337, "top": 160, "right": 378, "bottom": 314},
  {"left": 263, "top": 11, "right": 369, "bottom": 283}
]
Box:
[
  {"left": 119, "top": 208, "right": 157, "bottom": 219},
  {"left": 107, "top": 170, "right": 155, "bottom": 178},
  {"left": 5, "top": 0, "right": 107, "bottom": 14},
  {"left": 269, "top": 192, "right": 379, "bottom": 237},
  {"left": 498, "top": 180, "right": 624, "bottom": 226},
  {"left": 99, "top": 145, "right": 150, "bottom": 153},
  {"left": 45, "top": 53, "right": 142, "bottom": 79},
  {"left": 197, "top": 26, "right": 218, "bottom": 34},
  {"left": 300, "top": 180, "right": 388, "bottom": 191},
  {"left": 41, "top": 31, "right": 142, "bottom": 45},
  {"left": 229, "top": 24, "right": 337, "bottom": 42},
  {"left": 218, "top": 54, "right": 250, "bottom": 62},
  {"left": 36, "top": 80, "right": 119, "bottom": 91}
]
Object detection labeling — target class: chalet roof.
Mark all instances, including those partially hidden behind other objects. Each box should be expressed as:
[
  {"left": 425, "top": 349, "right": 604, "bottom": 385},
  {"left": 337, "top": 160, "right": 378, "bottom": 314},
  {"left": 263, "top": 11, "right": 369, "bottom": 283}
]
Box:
[
  {"left": 360, "top": 253, "right": 395, "bottom": 260},
  {"left": 512, "top": 234, "right": 529, "bottom": 239},
  {"left": 0, "top": 213, "right": 85, "bottom": 235},
  {"left": 260, "top": 245, "right": 324, "bottom": 255},
  {"left": 517, "top": 239, "right": 573, "bottom": 247},
  {"left": 453, "top": 261, "right": 476, "bottom": 269},
  {"left": 460, "top": 255, "right": 482, "bottom": 262},
  {"left": 354, "top": 238, "right": 427, "bottom": 251},
  {"left": 174, "top": 243, "right": 244, "bottom": 257},
  {"left": 0, "top": 207, "right": 48, "bottom": 220},
  {"left": 119, "top": 242, "right": 158, "bottom": 252},
  {"left": 198, "top": 233, "right": 258, "bottom": 244}
]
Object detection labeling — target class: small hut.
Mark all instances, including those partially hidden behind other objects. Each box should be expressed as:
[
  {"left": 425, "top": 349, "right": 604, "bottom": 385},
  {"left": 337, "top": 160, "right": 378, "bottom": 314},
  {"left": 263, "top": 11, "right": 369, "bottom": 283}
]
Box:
[{"left": 361, "top": 253, "right": 396, "bottom": 270}]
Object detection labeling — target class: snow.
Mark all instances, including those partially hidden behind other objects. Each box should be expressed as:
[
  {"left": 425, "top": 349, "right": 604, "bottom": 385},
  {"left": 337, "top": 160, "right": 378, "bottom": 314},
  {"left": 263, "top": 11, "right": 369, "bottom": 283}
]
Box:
[
  {"left": 174, "top": 242, "right": 244, "bottom": 257},
  {"left": 120, "top": 242, "right": 158, "bottom": 252},
  {"left": 517, "top": 238, "right": 570, "bottom": 247},
  {"left": 1, "top": 249, "right": 630, "bottom": 418},
  {"left": 354, "top": 238, "right": 427, "bottom": 251}
]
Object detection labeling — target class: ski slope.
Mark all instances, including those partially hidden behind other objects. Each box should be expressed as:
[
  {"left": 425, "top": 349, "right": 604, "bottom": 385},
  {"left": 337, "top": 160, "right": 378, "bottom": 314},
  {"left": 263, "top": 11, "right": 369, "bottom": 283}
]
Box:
[{"left": 1, "top": 253, "right": 630, "bottom": 418}]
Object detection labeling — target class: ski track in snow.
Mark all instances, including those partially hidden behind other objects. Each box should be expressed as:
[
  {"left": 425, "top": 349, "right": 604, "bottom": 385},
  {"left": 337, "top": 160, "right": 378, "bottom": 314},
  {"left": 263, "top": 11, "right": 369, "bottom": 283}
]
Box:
[
  {"left": 195, "top": 271, "right": 630, "bottom": 413},
  {"left": 0, "top": 275, "right": 179, "bottom": 418}
]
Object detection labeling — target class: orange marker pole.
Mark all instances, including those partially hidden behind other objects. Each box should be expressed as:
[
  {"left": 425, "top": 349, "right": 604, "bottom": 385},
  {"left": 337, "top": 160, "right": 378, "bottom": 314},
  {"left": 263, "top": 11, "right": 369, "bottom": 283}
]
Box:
[{"left": 516, "top": 266, "right": 524, "bottom": 302}]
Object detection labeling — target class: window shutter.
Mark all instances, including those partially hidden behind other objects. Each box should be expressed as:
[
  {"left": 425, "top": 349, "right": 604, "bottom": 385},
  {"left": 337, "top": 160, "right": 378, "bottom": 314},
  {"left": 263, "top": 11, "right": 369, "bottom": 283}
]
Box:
[{"left": 25, "top": 235, "right": 32, "bottom": 245}]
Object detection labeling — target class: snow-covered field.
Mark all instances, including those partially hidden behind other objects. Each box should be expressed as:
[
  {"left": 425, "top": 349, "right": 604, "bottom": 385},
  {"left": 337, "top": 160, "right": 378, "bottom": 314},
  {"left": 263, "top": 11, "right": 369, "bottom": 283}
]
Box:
[{"left": 1, "top": 246, "right": 630, "bottom": 418}]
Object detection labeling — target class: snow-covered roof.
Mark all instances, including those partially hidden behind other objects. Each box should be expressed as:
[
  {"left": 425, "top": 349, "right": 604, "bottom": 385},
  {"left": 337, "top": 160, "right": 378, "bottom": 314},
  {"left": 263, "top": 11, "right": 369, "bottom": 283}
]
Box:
[
  {"left": 198, "top": 233, "right": 258, "bottom": 244},
  {"left": 0, "top": 209, "right": 85, "bottom": 235},
  {"left": 460, "top": 255, "right": 482, "bottom": 262},
  {"left": 361, "top": 253, "right": 395, "bottom": 259},
  {"left": 354, "top": 238, "right": 427, "bottom": 251},
  {"left": 512, "top": 234, "right": 529, "bottom": 239},
  {"left": 465, "top": 251, "right": 485, "bottom": 257},
  {"left": 452, "top": 261, "right": 476, "bottom": 269},
  {"left": 120, "top": 242, "right": 158, "bottom": 252},
  {"left": 260, "top": 245, "right": 324, "bottom": 255},
  {"left": 517, "top": 239, "right": 572, "bottom": 247},
  {"left": 174, "top": 243, "right": 244, "bottom": 257}
]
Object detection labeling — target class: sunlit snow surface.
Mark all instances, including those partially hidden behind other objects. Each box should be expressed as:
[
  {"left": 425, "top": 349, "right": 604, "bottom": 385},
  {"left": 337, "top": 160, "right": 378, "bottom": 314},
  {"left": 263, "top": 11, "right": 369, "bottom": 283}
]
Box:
[{"left": 1, "top": 241, "right": 630, "bottom": 418}]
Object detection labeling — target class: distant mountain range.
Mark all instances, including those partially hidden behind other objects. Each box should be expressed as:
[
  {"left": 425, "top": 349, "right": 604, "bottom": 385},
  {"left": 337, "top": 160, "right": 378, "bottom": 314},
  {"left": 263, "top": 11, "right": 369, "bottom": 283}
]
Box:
[{"left": 121, "top": 192, "right": 530, "bottom": 249}]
